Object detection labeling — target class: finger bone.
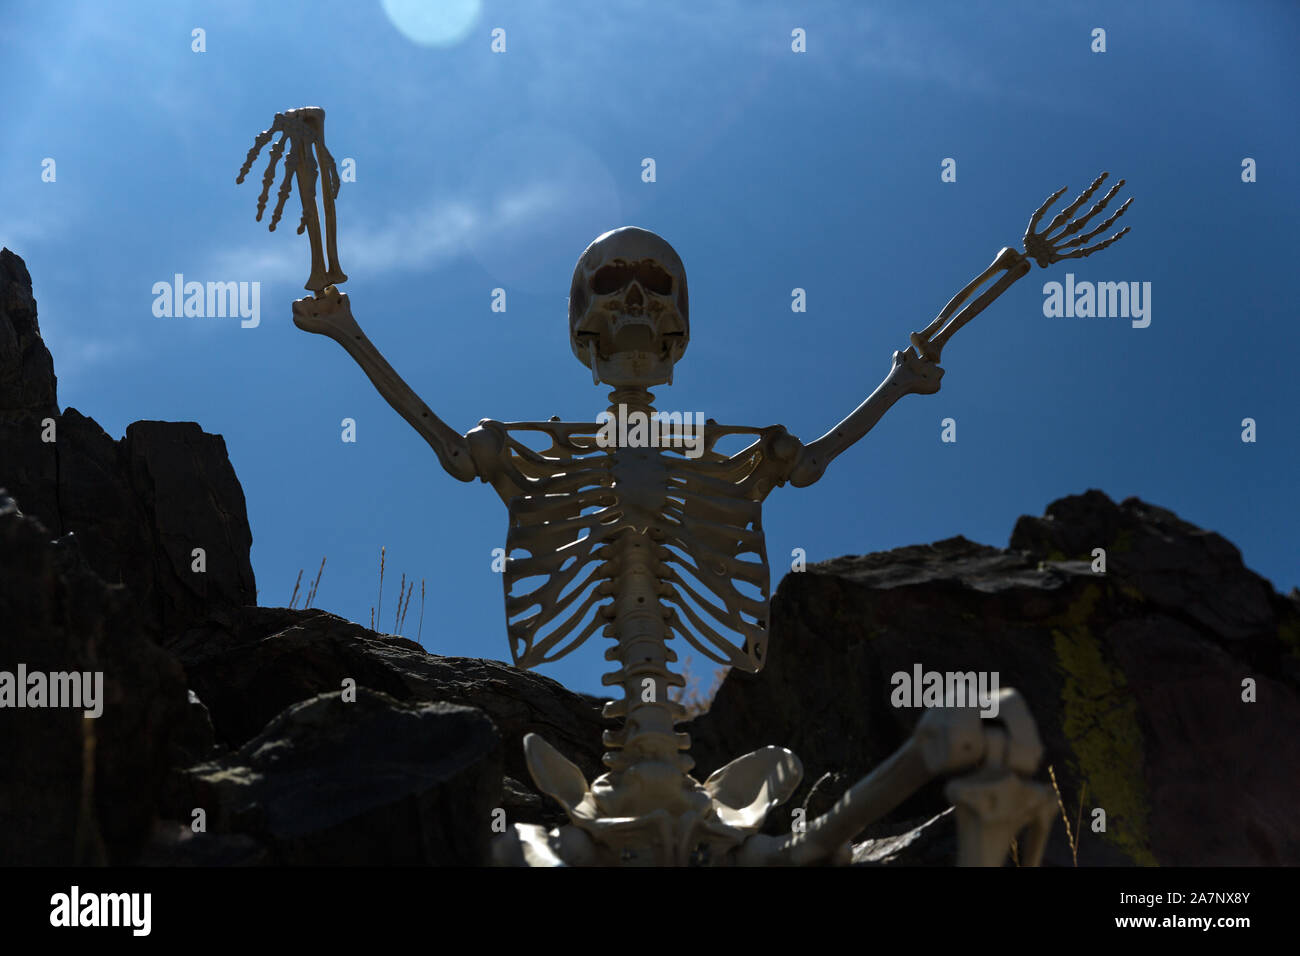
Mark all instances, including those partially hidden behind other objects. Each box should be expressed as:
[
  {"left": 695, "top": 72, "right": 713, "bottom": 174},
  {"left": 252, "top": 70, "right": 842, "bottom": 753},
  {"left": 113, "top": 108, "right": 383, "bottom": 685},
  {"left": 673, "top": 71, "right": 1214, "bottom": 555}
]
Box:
[{"left": 1042, "top": 171, "right": 1109, "bottom": 237}]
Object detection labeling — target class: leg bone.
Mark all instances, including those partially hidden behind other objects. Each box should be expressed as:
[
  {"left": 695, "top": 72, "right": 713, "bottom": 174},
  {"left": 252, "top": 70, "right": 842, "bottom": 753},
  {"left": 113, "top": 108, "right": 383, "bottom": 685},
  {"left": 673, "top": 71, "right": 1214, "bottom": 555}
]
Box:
[
  {"left": 946, "top": 772, "right": 1057, "bottom": 867},
  {"left": 736, "top": 740, "right": 932, "bottom": 865}
]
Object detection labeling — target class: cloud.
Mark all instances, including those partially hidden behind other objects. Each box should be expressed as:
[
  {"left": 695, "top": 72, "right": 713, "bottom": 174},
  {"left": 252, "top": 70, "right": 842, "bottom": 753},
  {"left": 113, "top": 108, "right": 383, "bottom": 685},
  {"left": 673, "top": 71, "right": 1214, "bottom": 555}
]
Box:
[
  {"left": 208, "top": 195, "right": 479, "bottom": 286},
  {"left": 208, "top": 165, "right": 614, "bottom": 292},
  {"left": 38, "top": 332, "right": 134, "bottom": 380},
  {"left": 0, "top": 215, "right": 54, "bottom": 250},
  {"left": 345, "top": 198, "right": 483, "bottom": 275}
]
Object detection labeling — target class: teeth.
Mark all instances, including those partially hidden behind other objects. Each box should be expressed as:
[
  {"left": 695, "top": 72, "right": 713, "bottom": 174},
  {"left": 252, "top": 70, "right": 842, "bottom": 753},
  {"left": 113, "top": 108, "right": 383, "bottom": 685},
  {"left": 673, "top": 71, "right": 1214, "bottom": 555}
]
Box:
[{"left": 612, "top": 313, "right": 652, "bottom": 334}]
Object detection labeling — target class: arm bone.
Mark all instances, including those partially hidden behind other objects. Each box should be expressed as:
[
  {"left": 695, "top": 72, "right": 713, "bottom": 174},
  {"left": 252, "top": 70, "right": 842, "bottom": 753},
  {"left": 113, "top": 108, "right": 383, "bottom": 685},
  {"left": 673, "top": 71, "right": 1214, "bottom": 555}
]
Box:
[
  {"left": 910, "top": 246, "right": 1030, "bottom": 362},
  {"left": 788, "top": 350, "right": 940, "bottom": 487},
  {"left": 789, "top": 246, "right": 1030, "bottom": 487},
  {"left": 292, "top": 290, "right": 476, "bottom": 482}
]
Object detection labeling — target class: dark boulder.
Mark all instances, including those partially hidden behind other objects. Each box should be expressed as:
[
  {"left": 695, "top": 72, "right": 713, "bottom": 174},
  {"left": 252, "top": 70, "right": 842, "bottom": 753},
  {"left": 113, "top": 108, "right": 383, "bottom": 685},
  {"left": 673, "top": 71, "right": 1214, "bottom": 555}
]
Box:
[
  {"left": 180, "top": 689, "right": 502, "bottom": 865},
  {"left": 0, "top": 249, "right": 256, "bottom": 639},
  {"left": 0, "top": 491, "right": 192, "bottom": 864},
  {"left": 0, "top": 249, "right": 56, "bottom": 422},
  {"left": 174, "top": 606, "right": 609, "bottom": 831},
  {"left": 689, "top": 490, "right": 1300, "bottom": 866}
]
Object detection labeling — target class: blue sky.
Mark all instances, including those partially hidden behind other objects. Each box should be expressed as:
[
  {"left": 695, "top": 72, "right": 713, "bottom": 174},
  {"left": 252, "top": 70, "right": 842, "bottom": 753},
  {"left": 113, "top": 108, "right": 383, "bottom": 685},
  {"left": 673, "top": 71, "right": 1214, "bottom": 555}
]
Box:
[{"left": 3, "top": 0, "right": 1297, "bottom": 696}]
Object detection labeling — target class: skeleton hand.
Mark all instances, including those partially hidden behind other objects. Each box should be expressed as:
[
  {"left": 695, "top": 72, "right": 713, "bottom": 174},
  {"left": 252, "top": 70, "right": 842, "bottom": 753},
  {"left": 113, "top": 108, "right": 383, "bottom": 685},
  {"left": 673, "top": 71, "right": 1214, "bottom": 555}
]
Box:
[
  {"left": 1023, "top": 171, "right": 1132, "bottom": 268},
  {"left": 891, "top": 347, "right": 944, "bottom": 394},
  {"left": 236, "top": 106, "right": 347, "bottom": 293},
  {"left": 907, "top": 171, "right": 1132, "bottom": 364}
]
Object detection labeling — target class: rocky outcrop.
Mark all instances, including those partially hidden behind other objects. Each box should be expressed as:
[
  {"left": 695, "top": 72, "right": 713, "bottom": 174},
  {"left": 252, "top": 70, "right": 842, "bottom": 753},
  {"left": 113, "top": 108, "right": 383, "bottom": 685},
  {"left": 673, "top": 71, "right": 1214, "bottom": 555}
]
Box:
[
  {"left": 0, "top": 250, "right": 56, "bottom": 421},
  {"left": 0, "top": 486, "right": 524, "bottom": 865},
  {"left": 0, "top": 492, "right": 195, "bottom": 864},
  {"left": 171, "top": 607, "right": 608, "bottom": 831},
  {"left": 690, "top": 491, "right": 1300, "bottom": 866},
  {"left": 179, "top": 690, "right": 502, "bottom": 865},
  {"left": 0, "top": 249, "right": 255, "bottom": 639}
]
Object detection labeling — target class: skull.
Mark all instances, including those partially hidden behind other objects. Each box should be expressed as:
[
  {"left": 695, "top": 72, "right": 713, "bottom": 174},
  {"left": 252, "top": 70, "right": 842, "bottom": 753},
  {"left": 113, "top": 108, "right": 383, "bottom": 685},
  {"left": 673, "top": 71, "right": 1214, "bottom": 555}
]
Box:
[{"left": 569, "top": 227, "right": 689, "bottom": 387}]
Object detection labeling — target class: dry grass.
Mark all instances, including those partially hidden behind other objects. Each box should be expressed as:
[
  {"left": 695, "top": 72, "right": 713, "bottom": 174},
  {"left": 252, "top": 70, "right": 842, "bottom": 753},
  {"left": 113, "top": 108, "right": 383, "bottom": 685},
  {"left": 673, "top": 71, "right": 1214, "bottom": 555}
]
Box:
[
  {"left": 372, "top": 546, "right": 386, "bottom": 629},
  {"left": 1048, "top": 763, "right": 1087, "bottom": 866},
  {"left": 305, "top": 557, "right": 325, "bottom": 608},
  {"left": 287, "top": 548, "right": 426, "bottom": 646},
  {"left": 1008, "top": 765, "right": 1087, "bottom": 867},
  {"left": 394, "top": 572, "right": 416, "bottom": 635},
  {"left": 288, "top": 557, "right": 326, "bottom": 610},
  {"left": 368, "top": 547, "right": 425, "bottom": 644},
  {"left": 670, "top": 656, "right": 729, "bottom": 718},
  {"left": 417, "top": 580, "right": 426, "bottom": 645}
]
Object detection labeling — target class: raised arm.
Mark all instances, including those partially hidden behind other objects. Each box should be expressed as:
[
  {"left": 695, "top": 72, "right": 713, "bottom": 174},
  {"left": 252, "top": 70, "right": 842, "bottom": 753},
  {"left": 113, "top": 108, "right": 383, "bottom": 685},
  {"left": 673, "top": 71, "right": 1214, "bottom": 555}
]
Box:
[
  {"left": 236, "top": 106, "right": 478, "bottom": 483},
  {"left": 291, "top": 290, "right": 477, "bottom": 481},
  {"left": 787, "top": 345, "right": 943, "bottom": 487},
  {"left": 788, "top": 172, "right": 1132, "bottom": 488}
]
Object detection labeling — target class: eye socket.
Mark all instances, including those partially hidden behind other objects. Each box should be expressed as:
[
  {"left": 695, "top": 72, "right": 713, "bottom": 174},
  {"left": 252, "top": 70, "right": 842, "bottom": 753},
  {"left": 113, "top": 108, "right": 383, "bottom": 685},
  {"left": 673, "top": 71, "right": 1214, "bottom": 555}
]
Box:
[
  {"left": 590, "top": 261, "right": 675, "bottom": 296},
  {"left": 635, "top": 263, "right": 673, "bottom": 295},
  {"left": 591, "top": 264, "right": 631, "bottom": 295}
]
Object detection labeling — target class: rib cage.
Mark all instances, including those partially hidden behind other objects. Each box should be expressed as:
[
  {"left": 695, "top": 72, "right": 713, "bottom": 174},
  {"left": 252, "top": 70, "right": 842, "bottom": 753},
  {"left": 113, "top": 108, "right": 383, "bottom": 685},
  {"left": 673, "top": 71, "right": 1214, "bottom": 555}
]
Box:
[{"left": 489, "top": 418, "right": 790, "bottom": 672}]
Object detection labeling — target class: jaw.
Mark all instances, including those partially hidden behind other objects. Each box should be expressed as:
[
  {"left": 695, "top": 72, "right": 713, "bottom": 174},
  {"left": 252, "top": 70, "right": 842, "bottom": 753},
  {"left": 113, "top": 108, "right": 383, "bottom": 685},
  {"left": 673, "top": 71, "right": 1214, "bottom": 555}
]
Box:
[
  {"left": 584, "top": 315, "right": 680, "bottom": 388},
  {"left": 590, "top": 348, "right": 676, "bottom": 388}
]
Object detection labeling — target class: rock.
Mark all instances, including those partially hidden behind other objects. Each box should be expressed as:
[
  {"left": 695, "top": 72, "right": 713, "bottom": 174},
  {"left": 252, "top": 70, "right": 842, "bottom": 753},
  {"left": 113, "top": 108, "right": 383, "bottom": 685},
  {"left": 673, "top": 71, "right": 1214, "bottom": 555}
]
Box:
[
  {"left": 853, "top": 809, "right": 957, "bottom": 865},
  {"left": 136, "top": 823, "right": 269, "bottom": 866},
  {"left": 0, "top": 490, "right": 192, "bottom": 865},
  {"left": 801, "top": 770, "right": 851, "bottom": 822},
  {"left": 0, "top": 491, "right": 91, "bottom": 865},
  {"left": 0, "top": 249, "right": 58, "bottom": 527},
  {"left": 181, "top": 689, "right": 502, "bottom": 865},
  {"left": 172, "top": 691, "right": 218, "bottom": 766},
  {"left": 689, "top": 490, "right": 1300, "bottom": 866},
  {"left": 0, "top": 248, "right": 57, "bottom": 422},
  {"left": 0, "top": 250, "right": 256, "bottom": 638},
  {"left": 120, "top": 419, "right": 256, "bottom": 632},
  {"left": 174, "top": 606, "right": 608, "bottom": 830},
  {"left": 1011, "top": 490, "right": 1282, "bottom": 651}
]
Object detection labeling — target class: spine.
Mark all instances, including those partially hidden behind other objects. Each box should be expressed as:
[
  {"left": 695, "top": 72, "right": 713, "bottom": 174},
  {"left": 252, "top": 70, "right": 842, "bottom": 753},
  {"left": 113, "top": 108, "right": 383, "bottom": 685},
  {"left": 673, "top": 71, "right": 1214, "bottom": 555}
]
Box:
[{"left": 600, "top": 531, "right": 692, "bottom": 775}]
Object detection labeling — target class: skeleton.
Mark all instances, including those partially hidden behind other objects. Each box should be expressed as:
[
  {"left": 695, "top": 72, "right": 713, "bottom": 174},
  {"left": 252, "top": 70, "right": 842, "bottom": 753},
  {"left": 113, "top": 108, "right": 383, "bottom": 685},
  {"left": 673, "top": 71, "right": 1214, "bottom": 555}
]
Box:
[{"left": 238, "top": 107, "right": 1132, "bottom": 866}]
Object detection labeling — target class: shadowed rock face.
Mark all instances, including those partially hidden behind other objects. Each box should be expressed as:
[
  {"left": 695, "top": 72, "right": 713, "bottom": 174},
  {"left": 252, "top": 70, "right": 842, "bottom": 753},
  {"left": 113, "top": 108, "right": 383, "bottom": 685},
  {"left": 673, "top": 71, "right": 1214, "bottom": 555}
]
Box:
[
  {"left": 0, "top": 250, "right": 56, "bottom": 421},
  {"left": 0, "top": 248, "right": 255, "bottom": 639},
  {"left": 0, "top": 492, "right": 194, "bottom": 865},
  {"left": 0, "top": 492, "right": 573, "bottom": 865},
  {"left": 3, "top": 247, "right": 1297, "bottom": 866},
  {"left": 171, "top": 607, "right": 610, "bottom": 833},
  {"left": 181, "top": 690, "right": 502, "bottom": 866},
  {"left": 689, "top": 492, "right": 1300, "bottom": 866}
]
